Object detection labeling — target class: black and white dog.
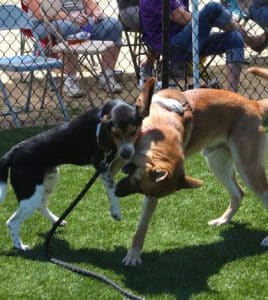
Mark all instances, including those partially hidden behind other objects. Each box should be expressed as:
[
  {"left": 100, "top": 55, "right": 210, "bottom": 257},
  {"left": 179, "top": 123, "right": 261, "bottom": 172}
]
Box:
[{"left": 0, "top": 78, "right": 156, "bottom": 251}]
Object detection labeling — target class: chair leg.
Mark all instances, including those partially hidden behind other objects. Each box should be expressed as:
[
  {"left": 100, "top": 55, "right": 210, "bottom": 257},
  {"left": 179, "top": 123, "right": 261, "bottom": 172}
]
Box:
[
  {"left": 24, "top": 71, "right": 34, "bottom": 112},
  {"left": 0, "top": 80, "right": 20, "bottom": 127},
  {"left": 80, "top": 54, "right": 115, "bottom": 97},
  {"left": 47, "top": 70, "right": 69, "bottom": 121},
  {"left": 20, "top": 31, "right": 26, "bottom": 56},
  {"left": 40, "top": 74, "right": 49, "bottom": 109},
  {"left": 96, "top": 53, "right": 115, "bottom": 97},
  {"left": 75, "top": 60, "right": 95, "bottom": 106},
  {"left": 125, "top": 31, "right": 140, "bottom": 82}
]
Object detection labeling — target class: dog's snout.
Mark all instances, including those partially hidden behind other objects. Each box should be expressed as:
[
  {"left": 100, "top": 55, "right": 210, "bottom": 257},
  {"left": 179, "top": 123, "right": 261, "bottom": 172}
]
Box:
[{"left": 119, "top": 144, "right": 134, "bottom": 160}]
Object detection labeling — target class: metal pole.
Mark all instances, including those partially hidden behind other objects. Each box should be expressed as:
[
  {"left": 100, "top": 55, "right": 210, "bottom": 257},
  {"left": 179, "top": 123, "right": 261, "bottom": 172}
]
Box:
[
  {"left": 191, "top": 0, "right": 200, "bottom": 88},
  {"left": 162, "top": 0, "right": 169, "bottom": 88}
]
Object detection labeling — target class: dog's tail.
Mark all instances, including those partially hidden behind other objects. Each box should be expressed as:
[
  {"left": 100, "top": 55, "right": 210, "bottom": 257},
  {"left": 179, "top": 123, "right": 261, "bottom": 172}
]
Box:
[
  {"left": 247, "top": 67, "right": 268, "bottom": 80},
  {"left": 0, "top": 154, "right": 10, "bottom": 204},
  {"left": 247, "top": 67, "right": 268, "bottom": 116}
]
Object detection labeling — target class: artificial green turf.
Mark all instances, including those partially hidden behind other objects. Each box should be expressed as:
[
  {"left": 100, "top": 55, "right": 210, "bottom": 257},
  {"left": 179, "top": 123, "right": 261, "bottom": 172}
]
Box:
[{"left": 0, "top": 127, "right": 268, "bottom": 300}]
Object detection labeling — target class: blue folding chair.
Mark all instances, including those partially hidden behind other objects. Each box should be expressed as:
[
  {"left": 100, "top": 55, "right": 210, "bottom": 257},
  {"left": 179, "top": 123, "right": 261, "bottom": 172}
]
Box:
[{"left": 0, "top": 5, "right": 68, "bottom": 127}]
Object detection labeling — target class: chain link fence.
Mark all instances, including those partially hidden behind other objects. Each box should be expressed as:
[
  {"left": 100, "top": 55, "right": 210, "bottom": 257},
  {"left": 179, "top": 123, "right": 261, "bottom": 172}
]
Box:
[{"left": 0, "top": 0, "right": 267, "bottom": 129}]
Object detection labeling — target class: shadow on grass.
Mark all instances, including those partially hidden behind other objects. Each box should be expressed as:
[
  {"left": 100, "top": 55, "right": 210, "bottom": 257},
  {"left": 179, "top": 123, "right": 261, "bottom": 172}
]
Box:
[{"left": 5, "top": 222, "right": 267, "bottom": 300}]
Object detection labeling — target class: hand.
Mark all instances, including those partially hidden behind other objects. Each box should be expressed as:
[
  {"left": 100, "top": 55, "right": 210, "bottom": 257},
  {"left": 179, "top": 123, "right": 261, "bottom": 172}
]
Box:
[
  {"left": 70, "top": 12, "right": 88, "bottom": 26},
  {"left": 92, "top": 8, "right": 105, "bottom": 22}
]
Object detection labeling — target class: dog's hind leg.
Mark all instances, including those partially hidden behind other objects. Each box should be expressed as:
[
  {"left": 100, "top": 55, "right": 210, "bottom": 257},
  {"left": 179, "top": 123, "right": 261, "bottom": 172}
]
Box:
[
  {"left": 236, "top": 161, "right": 268, "bottom": 247},
  {"left": 204, "top": 146, "right": 244, "bottom": 226},
  {"left": 39, "top": 168, "right": 66, "bottom": 225},
  {"left": 231, "top": 129, "right": 268, "bottom": 247},
  {"left": 7, "top": 185, "right": 44, "bottom": 251}
]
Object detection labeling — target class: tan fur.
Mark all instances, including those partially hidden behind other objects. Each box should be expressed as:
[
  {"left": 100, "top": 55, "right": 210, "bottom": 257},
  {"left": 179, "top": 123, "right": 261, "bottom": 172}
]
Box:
[{"left": 116, "top": 81, "right": 268, "bottom": 266}]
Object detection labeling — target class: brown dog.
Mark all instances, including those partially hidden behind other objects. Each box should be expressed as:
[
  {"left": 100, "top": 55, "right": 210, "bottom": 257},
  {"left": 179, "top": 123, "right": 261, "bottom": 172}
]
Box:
[{"left": 116, "top": 73, "right": 268, "bottom": 266}]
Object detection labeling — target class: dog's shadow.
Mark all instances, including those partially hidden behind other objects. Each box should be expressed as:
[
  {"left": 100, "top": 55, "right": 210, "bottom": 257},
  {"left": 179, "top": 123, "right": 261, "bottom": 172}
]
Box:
[{"left": 5, "top": 223, "right": 268, "bottom": 300}]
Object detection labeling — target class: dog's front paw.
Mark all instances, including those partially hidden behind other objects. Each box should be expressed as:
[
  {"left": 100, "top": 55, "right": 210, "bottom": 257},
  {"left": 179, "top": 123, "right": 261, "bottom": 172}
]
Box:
[
  {"left": 59, "top": 220, "right": 67, "bottom": 226},
  {"left": 122, "top": 248, "right": 142, "bottom": 266},
  {"left": 15, "top": 244, "right": 31, "bottom": 251},
  {"left": 110, "top": 207, "right": 121, "bottom": 221},
  {"left": 109, "top": 196, "right": 121, "bottom": 221},
  {"left": 208, "top": 217, "right": 229, "bottom": 226},
  {"left": 53, "top": 219, "right": 67, "bottom": 226},
  {"left": 261, "top": 235, "right": 268, "bottom": 247}
]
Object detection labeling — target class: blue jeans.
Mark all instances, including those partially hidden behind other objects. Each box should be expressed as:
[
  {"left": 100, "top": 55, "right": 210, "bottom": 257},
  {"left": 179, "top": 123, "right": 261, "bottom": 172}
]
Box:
[
  {"left": 32, "top": 16, "right": 122, "bottom": 45},
  {"left": 90, "top": 17, "right": 123, "bottom": 46},
  {"left": 249, "top": 4, "right": 268, "bottom": 28},
  {"left": 32, "top": 20, "right": 79, "bottom": 40},
  {"left": 170, "top": 2, "right": 244, "bottom": 64}
]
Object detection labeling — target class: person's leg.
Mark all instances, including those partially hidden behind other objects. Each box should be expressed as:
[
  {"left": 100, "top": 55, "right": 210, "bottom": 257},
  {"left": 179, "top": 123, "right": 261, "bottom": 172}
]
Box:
[
  {"left": 200, "top": 31, "right": 244, "bottom": 92},
  {"left": 249, "top": 4, "right": 268, "bottom": 29},
  {"left": 169, "top": 2, "right": 246, "bottom": 91},
  {"left": 51, "top": 19, "right": 79, "bottom": 76},
  {"left": 170, "top": 2, "right": 233, "bottom": 56},
  {"left": 91, "top": 17, "right": 123, "bottom": 93},
  {"left": 170, "top": 1, "right": 267, "bottom": 59},
  {"left": 198, "top": 2, "right": 267, "bottom": 52},
  {"left": 170, "top": 28, "right": 244, "bottom": 91},
  {"left": 31, "top": 20, "right": 83, "bottom": 97},
  {"left": 91, "top": 17, "right": 122, "bottom": 70},
  {"left": 53, "top": 20, "right": 84, "bottom": 97}
]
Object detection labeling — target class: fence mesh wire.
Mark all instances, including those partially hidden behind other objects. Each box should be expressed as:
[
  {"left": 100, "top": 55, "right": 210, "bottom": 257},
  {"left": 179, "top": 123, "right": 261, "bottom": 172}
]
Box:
[{"left": 0, "top": 0, "right": 267, "bottom": 129}]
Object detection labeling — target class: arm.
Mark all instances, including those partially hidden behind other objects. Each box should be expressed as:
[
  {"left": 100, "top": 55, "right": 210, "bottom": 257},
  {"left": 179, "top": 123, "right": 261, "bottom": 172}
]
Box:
[
  {"left": 170, "top": 7, "right": 192, "bottom": 26},
  {"left": 27, "top": 0, "right": 69, "bottom": 20},
  {"left": 26, "top": 0, "right": 43, "bottom": 20},
  {"left": 83, "top": 0, "right": 105, "bottom": 21}
]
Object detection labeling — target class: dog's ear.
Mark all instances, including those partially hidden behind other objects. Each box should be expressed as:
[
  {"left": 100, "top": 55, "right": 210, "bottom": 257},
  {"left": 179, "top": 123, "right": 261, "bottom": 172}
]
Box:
[
  {"left": 177, "top": 175, "right": 203, "bottom": 190},
  {"left": 135, "top": 77, "right": 156, "bottom": 121},
  {"left": 150, "top": 169, "right": 168, "bottom": 183},
  {"left": 101, "top": 115, "right": 114, "bottom": 129},
  {"left": 97, "top": 115, "right": 115, "bottom": 150}
]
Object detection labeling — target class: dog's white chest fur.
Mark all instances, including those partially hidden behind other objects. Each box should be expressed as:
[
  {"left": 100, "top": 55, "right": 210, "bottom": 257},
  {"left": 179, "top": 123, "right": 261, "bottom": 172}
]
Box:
[{"left": 152, "top": 95, "right": 184, "bottom": 114}]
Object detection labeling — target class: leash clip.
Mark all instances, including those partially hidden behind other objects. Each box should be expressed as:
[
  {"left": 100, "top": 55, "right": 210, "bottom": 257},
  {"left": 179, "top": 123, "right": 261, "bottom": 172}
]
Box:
[
  {"left": 98, "top": 160, "right": 109, "bottom": 172},
  {"left": 99, "top": 149, "right": 113, "bottom": 172}
]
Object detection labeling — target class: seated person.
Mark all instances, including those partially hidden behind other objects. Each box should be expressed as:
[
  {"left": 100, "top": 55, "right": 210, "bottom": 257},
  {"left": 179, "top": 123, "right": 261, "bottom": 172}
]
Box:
[
  {"left": 140, "top": 0, "right": 268, "bottom": 92},
  {"left": 27, "top": 0, "right": 123, "bottom": 96}
]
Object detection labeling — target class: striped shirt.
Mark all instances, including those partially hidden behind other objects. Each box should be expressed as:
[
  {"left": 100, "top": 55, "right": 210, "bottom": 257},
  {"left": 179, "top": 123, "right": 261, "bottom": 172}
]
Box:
[{"left": 62, "top": 0, "right": 84, "bottom": 12}]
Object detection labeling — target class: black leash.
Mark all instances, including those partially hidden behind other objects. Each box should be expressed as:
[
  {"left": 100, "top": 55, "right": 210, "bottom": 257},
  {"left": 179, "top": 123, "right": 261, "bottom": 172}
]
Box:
[{"left": 45, "top": 160, "right": 143, "bottom": 300}]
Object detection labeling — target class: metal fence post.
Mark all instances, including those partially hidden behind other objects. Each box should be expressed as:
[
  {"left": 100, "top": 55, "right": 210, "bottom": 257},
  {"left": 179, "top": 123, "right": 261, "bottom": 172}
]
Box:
[
  {"left": 162, "top": 0, "right": 169, "bottom": 89},
  {"left": 192, "top": 0, "right": 200, "bottom": 88}
]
